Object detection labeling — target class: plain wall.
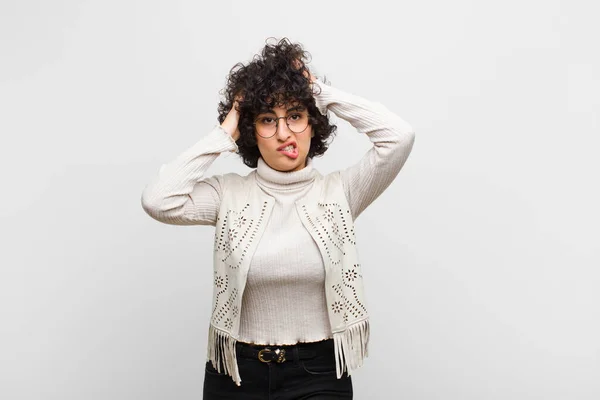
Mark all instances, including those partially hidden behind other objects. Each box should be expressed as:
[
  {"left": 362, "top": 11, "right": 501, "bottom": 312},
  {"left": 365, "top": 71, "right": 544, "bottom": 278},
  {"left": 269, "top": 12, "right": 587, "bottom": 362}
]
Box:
[{"left": 1, "top": 0, "right": 599, "bottom": 399}]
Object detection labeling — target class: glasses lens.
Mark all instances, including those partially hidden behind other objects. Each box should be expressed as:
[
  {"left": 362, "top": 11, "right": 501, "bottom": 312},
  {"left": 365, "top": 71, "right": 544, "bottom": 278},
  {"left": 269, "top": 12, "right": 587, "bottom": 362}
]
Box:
[
  {"left": 255, "top": 112, "right": 310, "bottom": 138},
  {"left": 288, "top": 113, "right": 309, "bottom": 133},
  {"left": 255, "top": 115, "right": 277, "bottom": 138}
]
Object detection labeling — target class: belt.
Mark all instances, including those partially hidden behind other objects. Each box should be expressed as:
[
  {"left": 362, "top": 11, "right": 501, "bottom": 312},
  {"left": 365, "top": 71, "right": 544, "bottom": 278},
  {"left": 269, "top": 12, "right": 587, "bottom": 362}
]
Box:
[{"left": 236, "top": 342, "right": 320, "bottom": 364}]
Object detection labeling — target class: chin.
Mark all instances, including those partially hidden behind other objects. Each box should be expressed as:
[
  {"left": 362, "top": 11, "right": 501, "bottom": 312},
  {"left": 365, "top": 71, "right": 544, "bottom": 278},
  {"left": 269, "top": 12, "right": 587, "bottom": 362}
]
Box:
[
  {"left": 277, "top": 163, "right": 302, "bottom": 172},
  {"left": 266, "top": 157, "right": 306, "bottom": 172}
]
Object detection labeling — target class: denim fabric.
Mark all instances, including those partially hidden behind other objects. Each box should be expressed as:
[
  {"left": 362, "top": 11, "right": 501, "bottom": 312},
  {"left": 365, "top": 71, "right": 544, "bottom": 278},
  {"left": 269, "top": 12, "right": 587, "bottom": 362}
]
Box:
[{"left": 203, "top": 339, "right": 353, "bottom": 399}]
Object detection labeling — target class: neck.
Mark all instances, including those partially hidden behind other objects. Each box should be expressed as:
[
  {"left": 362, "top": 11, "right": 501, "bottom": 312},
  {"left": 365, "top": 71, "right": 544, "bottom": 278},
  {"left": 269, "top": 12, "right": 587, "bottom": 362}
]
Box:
[{"left": 255, "top": 157, "right": 316, "bottom": 191}]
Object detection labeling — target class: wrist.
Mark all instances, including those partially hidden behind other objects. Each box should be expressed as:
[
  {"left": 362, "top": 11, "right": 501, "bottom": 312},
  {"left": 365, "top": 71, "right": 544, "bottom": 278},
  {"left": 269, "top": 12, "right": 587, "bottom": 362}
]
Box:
[{"left": 220, "top": 122, "right": 236, "bottom": 138}]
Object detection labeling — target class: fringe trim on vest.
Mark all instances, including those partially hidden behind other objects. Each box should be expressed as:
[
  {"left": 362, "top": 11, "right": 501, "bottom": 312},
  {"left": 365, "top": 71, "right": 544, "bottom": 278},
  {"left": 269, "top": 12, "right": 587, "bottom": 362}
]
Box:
[
  {"left": 207, "top": 319, "right": 369, "bottom": 385},
  {"left": 333, "top": 318, "right": 370, "bottom": 379},
  {"left": 207, "top": 324, "right": 241, "bottom": 386}
]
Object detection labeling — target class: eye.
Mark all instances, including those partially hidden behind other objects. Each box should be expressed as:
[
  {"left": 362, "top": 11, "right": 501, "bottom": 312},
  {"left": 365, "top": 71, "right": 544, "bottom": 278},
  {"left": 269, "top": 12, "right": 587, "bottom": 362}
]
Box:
[
  {"left": 288, "top": 113, "right": 302, "bottom": 120},
  {"left": 261, "top": 117, "right": 275, "bottom": 124}
]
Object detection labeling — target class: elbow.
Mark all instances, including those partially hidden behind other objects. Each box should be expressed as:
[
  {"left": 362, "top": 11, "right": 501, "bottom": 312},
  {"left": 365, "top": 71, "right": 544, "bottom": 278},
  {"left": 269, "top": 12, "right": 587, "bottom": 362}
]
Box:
[
  {"left": 140, "top": 187, "right": 170, "bottom": 222},
  {"left": 386, "top": 128, "right": 415, "bottom": 171},
  {"left": 401, "top": 129, "right": 415, "bottom": 157},
  {"left": 140, "top": 187, "right": 191, "bottom": 225},
  {"left": 405, "top": 129, "right": 416, "bottom": 148},
  {"left": 141, "top": 192, "right": 159, "bottom": 221},
  {"left": 390, "top": 125, "right": 415, "bottom": 152},
  {"left": 386, "top": 113, "right": 415, "bottom": 145}
]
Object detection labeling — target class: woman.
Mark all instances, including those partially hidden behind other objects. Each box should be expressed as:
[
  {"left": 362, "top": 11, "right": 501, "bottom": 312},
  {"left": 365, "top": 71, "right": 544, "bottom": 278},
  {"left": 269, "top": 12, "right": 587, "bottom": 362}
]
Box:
[{"left": 141, "top": 38, "right": 415, "bottom": 399}]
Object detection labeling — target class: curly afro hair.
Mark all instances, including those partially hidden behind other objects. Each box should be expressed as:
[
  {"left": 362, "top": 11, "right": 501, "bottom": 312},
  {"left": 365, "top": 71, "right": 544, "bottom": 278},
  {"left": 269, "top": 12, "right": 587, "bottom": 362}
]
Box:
[{"left": 217, "top": 37, "right": 337, "bottom": 168}]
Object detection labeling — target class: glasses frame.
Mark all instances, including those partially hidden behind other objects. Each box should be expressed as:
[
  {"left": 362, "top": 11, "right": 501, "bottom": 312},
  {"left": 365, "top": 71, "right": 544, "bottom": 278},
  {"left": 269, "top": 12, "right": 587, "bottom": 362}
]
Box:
[{"left": 253, "top": 113, "right": 310, "bottom": 139}]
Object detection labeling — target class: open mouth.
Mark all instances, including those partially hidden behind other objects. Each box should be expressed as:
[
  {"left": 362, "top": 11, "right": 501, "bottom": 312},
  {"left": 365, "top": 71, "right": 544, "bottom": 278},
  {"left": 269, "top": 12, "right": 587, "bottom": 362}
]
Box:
[{"left": 277, "top": 143, "right": 299, "bottom": 159}]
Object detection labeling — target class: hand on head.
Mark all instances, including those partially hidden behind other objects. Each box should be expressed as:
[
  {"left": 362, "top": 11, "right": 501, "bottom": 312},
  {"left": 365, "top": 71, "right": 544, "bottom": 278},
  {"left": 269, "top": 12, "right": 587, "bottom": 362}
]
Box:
[
  {"left": 292, "top": 59, "right": 316, "bottom": 84},
  {"left": 222, "top": 92, "right": 244, "bottom": 141}
]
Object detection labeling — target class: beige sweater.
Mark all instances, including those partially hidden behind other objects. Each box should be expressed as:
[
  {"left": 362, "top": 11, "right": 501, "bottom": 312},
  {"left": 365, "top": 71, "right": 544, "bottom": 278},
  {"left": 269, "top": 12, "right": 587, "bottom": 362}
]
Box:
[{"left": 141, "top": 79, "right": 415, "bottom": 345}]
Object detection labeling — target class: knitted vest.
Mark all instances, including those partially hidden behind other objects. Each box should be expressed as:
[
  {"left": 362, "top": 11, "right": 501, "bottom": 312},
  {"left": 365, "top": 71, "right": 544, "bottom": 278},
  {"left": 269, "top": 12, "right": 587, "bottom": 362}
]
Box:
[{"left": 207, "top": 168, "right": 369, "bottom": 386}]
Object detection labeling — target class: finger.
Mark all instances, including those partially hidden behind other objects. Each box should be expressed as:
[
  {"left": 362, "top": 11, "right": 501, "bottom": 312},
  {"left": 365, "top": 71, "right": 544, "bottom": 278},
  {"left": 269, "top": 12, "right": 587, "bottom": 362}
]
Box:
[{"left": 233, "top": 92, "right": 244, "bottom": 106}]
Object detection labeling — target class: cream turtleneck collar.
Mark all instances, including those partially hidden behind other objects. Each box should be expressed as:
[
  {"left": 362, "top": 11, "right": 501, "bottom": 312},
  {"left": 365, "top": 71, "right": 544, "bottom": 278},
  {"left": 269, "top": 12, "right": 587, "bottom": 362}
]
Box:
[{"left": 255, "top": 157, "right": 317, "bottom": 191}]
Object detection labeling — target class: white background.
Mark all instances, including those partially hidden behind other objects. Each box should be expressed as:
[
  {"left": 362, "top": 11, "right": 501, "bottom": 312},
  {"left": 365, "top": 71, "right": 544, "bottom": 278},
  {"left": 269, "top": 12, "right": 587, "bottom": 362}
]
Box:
[{"left": 1, "top": 0, "right": 599, "bottom": 399}]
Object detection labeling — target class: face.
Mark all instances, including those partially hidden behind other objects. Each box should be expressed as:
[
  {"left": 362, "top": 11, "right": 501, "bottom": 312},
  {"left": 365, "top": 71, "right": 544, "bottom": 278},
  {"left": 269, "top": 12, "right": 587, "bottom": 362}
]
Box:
[{"left": 254, "top": 102, "right": 313, "bottom": 172}]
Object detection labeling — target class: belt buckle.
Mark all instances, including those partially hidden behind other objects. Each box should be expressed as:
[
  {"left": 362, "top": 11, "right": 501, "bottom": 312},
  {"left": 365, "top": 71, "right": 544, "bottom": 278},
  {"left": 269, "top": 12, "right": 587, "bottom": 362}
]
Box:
[{"left": 258, "top": 348, "right": 286, "bottom": 363}]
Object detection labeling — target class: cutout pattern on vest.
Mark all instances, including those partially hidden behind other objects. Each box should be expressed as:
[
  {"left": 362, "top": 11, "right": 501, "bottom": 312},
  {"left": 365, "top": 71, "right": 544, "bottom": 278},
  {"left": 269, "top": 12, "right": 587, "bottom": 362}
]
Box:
[
  {"left": 214, "top": 202, "right": 269, "bottom": 270},
  {"left": 213, "top": 288, "right": 238, "bottom": 324},
  {"left": 303, "top": 202, "right": 367, "bottom": 323},
  {"left": 211, "top": 201, "right": 270, "bottom": 327}
]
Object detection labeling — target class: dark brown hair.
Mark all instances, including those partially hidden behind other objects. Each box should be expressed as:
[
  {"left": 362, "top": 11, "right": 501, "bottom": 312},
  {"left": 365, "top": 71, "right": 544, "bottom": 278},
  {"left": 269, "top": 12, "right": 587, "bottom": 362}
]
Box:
[{"left": 217, "top": 37, "right": 337, "bottom": 168}]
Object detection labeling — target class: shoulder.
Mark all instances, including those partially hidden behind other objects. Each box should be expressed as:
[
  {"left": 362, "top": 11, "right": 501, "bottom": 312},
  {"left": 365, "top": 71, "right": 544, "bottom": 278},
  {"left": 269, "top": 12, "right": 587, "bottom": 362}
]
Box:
[
  {"left": 322, "top": 169, "right": 343, "bottom": 186},
  {"left": 316, "top": 169, "right": 346, "bottom": 199},
  {"left": 219, "top": 170, "right": 257, "bottom": 192}
]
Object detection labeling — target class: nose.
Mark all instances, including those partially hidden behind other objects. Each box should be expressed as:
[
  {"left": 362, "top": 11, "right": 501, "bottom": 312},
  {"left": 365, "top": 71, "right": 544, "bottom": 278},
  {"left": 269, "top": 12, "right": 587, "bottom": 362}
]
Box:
[{"left": 275, "top": 117, "right": 292, "bottom": 141}]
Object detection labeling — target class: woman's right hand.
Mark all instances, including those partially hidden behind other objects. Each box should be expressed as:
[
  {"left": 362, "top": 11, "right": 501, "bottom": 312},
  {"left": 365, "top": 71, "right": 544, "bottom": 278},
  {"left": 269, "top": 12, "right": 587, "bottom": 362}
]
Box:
[{"left": 221, "top": 95, "right": 243, "bottom": 142}]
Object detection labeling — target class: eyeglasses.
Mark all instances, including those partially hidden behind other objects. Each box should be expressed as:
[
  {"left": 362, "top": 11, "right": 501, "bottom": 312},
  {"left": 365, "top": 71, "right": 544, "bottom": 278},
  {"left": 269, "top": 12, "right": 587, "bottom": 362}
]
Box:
[{"left": 253, "top": 112, "right": 310, "bottom": 139}]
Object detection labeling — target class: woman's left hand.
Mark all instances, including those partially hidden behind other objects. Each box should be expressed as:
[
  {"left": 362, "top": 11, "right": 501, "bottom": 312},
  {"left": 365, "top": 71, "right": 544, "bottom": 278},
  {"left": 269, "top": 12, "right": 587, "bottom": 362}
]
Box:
[
  {"left": 304, "top": 68, "right": 317, "bottom": 83},
  {"left": 293, "top": 59, "right": 316, "bottom": 83}
]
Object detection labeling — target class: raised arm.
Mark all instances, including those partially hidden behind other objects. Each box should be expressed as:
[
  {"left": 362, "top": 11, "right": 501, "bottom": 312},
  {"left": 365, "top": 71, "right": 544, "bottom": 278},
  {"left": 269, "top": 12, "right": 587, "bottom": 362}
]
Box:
[
  {"left": 312, "top": 78, "right": 415, "bottom": 220},
  {"left": 140, "top": 125, "right": 238, "bottom": 226},
  {"left": 142, "top": 97, "right": 243, "bottom": 226}
]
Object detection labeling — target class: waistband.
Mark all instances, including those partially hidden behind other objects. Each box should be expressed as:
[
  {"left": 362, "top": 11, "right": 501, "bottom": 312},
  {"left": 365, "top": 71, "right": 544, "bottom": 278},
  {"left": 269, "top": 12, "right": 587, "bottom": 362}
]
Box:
[{"left": 235, "top": 338, "right": 334, "bottom": 363}]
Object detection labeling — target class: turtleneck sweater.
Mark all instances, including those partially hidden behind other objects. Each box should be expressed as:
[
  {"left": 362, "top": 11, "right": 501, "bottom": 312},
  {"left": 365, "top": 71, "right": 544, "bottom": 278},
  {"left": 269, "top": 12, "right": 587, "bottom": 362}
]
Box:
[
  {"left": 141, "top": 78, "right": 415, "bottom": 346},
  {"left": 239, "top": 157, "right": 330, "bottom": 344}
]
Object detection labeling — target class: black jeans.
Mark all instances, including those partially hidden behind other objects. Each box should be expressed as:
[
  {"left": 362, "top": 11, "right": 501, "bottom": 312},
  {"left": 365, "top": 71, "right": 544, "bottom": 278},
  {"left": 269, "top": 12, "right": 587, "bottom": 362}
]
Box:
[{"left": 202, "top": 338, "right": 353, "bottom": 399}]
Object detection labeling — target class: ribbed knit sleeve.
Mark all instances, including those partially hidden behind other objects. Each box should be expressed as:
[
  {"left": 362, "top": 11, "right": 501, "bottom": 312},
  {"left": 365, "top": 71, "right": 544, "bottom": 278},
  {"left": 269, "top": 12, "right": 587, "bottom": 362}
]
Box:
[
  {"left": 141, "top": 125, "right": 238, "bottom": 226},
  {"left": 312, "top": 79, "right": 416, "bottom": 219}
]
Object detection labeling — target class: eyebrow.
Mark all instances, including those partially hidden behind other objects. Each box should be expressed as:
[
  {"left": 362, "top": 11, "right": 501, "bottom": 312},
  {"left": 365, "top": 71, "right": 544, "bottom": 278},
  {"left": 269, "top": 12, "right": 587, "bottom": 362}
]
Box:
[{"left": 259, "top": 105, "right": 306, "bottom": 114}]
